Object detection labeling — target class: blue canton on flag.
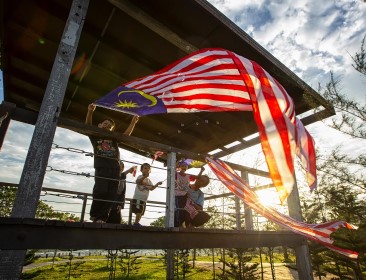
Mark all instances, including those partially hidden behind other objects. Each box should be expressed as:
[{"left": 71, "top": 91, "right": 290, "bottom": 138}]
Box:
[{"left": 95, "top": 85, "right": 167, "bottom": 116}]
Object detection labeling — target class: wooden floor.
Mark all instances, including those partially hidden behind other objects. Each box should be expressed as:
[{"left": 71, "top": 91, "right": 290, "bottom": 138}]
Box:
[{"left": 0, "top": 217, "right": 305, "bottom": 250}]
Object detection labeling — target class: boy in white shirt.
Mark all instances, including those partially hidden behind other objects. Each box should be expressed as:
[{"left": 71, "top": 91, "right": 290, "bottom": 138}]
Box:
[{"left": 131, "top": 163, "right": 162, "bottom": 226}]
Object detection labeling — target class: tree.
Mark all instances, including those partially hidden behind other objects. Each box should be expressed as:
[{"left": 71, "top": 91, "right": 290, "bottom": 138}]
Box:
[
  {"left": 315, "top": 45, "right": 366, "bottom": 274},
  {"left": 0, "top": 185, "right": 16, "bottom": 217},
  {"left": 316, "top": 33, "right": 365, "bottom": 193},
  {"left": 150, "top": 216, "right": 165, "bottom": 227},
  {"left": 300, "top": 35, "right": 366, "bottom": 279},
  {"left": 0, "top": 185, "right": 79, "bottom": 221},
  {"left": 218, "top": 248, "right": 259, "bottom": 280},
  {"left": 118, "top": 249, "right": 142, "bottom": 277}
]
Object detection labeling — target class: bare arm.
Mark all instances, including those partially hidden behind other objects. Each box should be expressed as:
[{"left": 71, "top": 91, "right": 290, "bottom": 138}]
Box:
[
  {"left": 124, "top": 116, "right": 139, "bottom": 136},
  {"left": 85, "top": 104, "right": 96, "bottom": 125},
  {"left": 197, "top": 166, "right": 205, "bottom": 177},
  {"left": 152, "top": 181, "right": 163, "bottom": 190},
  {"left": 122, "top": 166, "right": 135, "bottom": 176}
]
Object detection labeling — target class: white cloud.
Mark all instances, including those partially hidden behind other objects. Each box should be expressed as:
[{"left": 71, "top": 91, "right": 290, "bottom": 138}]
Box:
[{"left": 207, "top": 0, "right": 366, "bottom": 101}]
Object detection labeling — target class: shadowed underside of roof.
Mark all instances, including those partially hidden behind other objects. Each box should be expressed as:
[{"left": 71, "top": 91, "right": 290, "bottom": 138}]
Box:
[{"left": 0, "top": 0, "right": 334, "bottom": 156}]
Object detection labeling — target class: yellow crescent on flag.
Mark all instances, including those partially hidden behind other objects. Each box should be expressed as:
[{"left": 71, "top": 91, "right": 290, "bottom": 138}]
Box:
[{"left": 117, "top": 90, "right": 157, "bottom": 107}]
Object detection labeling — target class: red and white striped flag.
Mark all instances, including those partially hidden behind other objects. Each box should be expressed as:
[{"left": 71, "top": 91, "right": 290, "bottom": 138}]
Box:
[
  {"left": 295, "top": 117, "right": 317, "bottom": 191},
  {"left": 206, "top": 157, "right": 358, "bottom": 259},
  {"left": 96, "top": 48, "right": 317, "bottom": 201},
  {"left": 151, "top": 150, "right": 164, "bottom": 164}
]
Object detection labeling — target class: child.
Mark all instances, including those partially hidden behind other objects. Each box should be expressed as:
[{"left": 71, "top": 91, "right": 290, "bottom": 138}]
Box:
[
  {"left": 174, "top": 160, "right": 205, "bottom": 226},
  {"left": 131, "top": 163, "right": 162, "bottom": 226},
  {"left": 175, "top": 160, "right": 205, "bottom": 193},
  {"left": 175, "top": 175, "right": 211, "bottom": 228},
  {"left": 106, "top": 161, "right": 136, "bottom": 224},
  {"left": 86, "top": 103, "right": 139, "bottom": 223}
]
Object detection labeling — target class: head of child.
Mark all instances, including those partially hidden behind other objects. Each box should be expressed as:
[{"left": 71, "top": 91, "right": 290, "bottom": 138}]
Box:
[
  {"left": 195, "top": 175, "right": 210, "bottom": 189},
  {"left": 140, "top": 163, "right": 151, "bottom": 176},
  {"left": 98, "top": 118, "right": 115, "bottom": 131},
  {"left": 178, "top": 162, "right": 189, "bottom": 173}
]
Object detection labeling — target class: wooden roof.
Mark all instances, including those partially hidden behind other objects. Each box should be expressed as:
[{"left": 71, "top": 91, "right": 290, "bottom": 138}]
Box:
[{"left": 0, "top": 0, "right": 334, "bottom": 156}]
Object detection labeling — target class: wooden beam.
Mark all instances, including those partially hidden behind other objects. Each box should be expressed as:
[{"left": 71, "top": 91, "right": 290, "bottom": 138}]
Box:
[
  {"left": 0, "top": 102, "right": 15, "bottom": 150},
  {"left": 225, "top": 161, "right": 270, "bottom": 178},
  {"left": 211, "top": 136, "right": 261, "bottom": 158},
  {"left": 205, "top": 183, "right": 275, "bottom": 200},
  {"left": 0, "top": 218, "right": 306, "bottom": 250},
  {"left": 108, "top": 0, "right": 198, "bottom": 54}
]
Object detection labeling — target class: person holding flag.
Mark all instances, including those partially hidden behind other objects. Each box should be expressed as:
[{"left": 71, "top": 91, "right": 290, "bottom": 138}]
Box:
[{"left": 85, "top": 103, "right": 139, "bottom": 223}]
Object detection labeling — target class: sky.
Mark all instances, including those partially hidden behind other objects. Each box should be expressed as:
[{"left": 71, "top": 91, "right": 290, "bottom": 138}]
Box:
[{"left": 0, "top": 0, "right": 365, "bottom": 225}]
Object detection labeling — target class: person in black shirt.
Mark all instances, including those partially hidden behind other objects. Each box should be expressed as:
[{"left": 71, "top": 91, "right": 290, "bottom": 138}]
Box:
[
  {"left": 86, "top": 103, "right": 139, "bottom": 223},
  {"left": 106, "top": 161, "right": 136, "bottom": 224}
]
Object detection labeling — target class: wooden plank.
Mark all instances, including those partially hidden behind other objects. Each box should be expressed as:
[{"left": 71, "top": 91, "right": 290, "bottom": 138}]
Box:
[{"left": 0, "top": 218, "right": 306, "bottom": 250}]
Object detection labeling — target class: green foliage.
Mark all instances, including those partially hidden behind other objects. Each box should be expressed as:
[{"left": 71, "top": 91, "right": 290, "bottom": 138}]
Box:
[
  {"left": 35, "top": 200, "right": 79, "bottom": 221},
  {"left": 175, "top": 249, "right": 191, "bottom": 279},
  {"left": 352, "top": 34, "right": 366, "bottom": 76},
  {"left": 331, "top": 226, "right": 366, "bottom": 278},
  {"left": 300, "top": 36, "right": 366, "bottom": 278},
  {"left": 321, "top": 184, "right": 366, "bottom": 225},
  {"left": 150, "top": 216, "right": 165, "bottom": 227},
  {"left": 21, "top": 257, "right": 214, "bottom": 279},
  {"left": 308, "top": 241, "right": 329, "bottom": 279},
  {"left": 204, "top": 205, "right": 230, "bottom": 229},
  {"left": 218, "top": 248, "right": 259, "bottom": 280},
  {"left": 24, "top": 250, "right": 38, "bottom": 266},
  {"left": 118, "top": 249, "right": 142, "bottom": 277},
  {"left": 0, "top": 184, "right": 79, "bottom": 221},
  {"left": 0, "top": 185, "right": 17, "bottom": 217}
]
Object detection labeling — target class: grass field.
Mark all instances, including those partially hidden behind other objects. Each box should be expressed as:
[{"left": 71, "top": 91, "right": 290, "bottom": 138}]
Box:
[{"left": 22, "top": 258, "right": 215, "bottom": 280}]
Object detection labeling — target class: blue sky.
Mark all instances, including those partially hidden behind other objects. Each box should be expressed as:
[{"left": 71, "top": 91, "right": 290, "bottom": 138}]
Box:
[
  {"left": 1, "top": 0, "right": 365, "bottom": 224},
  {"left": 207, "top": 0, "right": 366, "bottom": 101}
]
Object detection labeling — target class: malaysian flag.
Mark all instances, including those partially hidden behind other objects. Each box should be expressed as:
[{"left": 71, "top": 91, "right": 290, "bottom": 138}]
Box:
[
  {"left": 206, "top": 157, "right": 358, "bottom": 259},
  {"left": 95, "top": 48, "right": 316, "bottom": 202}
]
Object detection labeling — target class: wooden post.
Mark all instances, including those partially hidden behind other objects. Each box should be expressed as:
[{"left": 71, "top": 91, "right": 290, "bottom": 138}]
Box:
[
  {"left": 165, "top": 152, "right": 176, "bottom": 280},
  {"left": 234, "top": 196, "right": 241, "bottom": 229},
  {"left": 241, "top": 171, "right": 253, "bottom": 230},
  {"left": 0, "top": 101, "right": 15, "bottom": 151},
  {"left": 80, "top": 195, "right": 88, "bottom": 222},
  {"left": 0, "top": 0, "right": 89, "bottom": 278},
  {"left": 165, "top": 152, "right": 176, "bottom": 228},
  {"left": 287, "top": 180, "right": 313, "bottom": 280},
  {"left": 128, "top": 205, "right": 133, "bottom": 225}
]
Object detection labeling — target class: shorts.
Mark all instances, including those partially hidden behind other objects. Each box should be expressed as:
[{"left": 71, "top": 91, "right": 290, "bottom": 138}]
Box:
[
  {"left": 175, "top": 195, "right": 211, "bottom": 227},
  {"left": 131, "top": 199, "right": 146, "bottom": 215}
]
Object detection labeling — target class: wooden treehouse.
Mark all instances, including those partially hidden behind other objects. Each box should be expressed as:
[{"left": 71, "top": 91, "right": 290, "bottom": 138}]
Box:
[{"left": 0, "top": 0, "right": 335, "bottom": 279}]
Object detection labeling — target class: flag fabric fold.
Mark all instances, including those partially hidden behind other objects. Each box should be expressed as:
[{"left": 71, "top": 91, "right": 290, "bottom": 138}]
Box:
[
  {"left": 206, "top": 157, "right": 358, "bottom": 259},
  {"left": 95, "top": 48, "right": 317, "bottom": 202},
  {"left": 295, "top": 117, "right": 317, "bottom": 191}
]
